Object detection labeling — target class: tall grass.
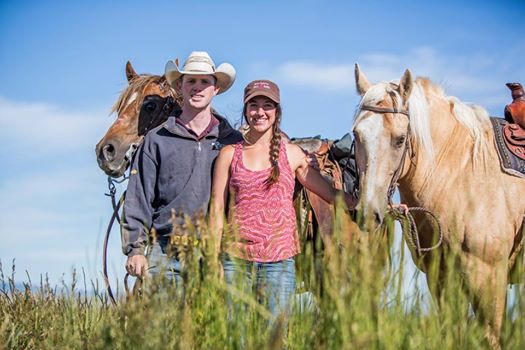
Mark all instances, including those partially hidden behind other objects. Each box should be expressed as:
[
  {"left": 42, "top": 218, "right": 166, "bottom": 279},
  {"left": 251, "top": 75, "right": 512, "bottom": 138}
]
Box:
[{"left": 1, "top": 207, "right": 523, "bottom": 349}]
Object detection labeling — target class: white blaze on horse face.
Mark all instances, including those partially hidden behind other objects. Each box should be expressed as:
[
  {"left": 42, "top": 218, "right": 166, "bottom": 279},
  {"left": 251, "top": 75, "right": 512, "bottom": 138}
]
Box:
[
  {"left": 115, "top": 91, "right": 139, "bottom": 125},
  {"left": 354, "top": 113, "right": 384, "bottom": 205},
  {"left": 124, "top": 92, "right": 139, "bottom": 110}
]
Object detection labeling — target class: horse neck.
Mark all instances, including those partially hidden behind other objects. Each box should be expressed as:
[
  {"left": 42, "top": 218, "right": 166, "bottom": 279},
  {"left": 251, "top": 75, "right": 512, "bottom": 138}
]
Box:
[{"left": 399, "top": 93, "right": 486, "bottom": 207}]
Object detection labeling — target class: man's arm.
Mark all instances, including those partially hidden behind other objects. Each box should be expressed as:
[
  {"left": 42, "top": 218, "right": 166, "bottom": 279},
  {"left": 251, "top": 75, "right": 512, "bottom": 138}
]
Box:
[{"left": 121, "top": 143, "right": 157, "bottom": 276}]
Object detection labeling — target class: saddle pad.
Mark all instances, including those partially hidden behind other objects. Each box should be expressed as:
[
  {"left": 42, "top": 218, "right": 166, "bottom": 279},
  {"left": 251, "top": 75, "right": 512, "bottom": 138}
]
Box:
[{"left": 490, "top": 117, "right": 525, "bottom": 178}]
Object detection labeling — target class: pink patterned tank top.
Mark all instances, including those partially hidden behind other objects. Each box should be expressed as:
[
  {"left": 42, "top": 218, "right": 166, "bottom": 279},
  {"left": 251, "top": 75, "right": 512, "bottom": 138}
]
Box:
[{"left": 226, "top": 141, "right": 299, "bottom": 262}]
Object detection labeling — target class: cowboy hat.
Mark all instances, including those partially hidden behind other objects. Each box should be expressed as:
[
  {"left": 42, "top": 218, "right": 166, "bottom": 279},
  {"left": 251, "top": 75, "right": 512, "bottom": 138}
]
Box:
[{"left": 165, "top": 51, "right": 236, "bottom": 94}]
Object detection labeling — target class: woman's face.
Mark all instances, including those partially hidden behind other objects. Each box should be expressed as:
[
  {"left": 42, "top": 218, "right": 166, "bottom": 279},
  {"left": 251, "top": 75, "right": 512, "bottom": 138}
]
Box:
[{"left": 245, "top": 96, "right": 277, "bottom": 134}]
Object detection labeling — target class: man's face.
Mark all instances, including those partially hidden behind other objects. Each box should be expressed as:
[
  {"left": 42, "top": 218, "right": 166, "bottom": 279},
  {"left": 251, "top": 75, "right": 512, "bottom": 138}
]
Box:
[{"left": 179, "top": 74, "right": 219, "bottom": 110}]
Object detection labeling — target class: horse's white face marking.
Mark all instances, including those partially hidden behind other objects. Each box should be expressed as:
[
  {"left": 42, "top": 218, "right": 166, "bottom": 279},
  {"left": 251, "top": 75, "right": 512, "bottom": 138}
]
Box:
[
  {"left": 353, "top": 107, "right": 410, "bottom": 224},
  {"left": 353, "top": 114, "right": 383, "bottom": 204},
  {"left": 124, "top": 92, "right": 138, "bottom": 110}
]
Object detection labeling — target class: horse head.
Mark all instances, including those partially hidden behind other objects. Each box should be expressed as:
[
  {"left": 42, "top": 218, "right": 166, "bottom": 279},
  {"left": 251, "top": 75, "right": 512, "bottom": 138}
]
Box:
[
  {"left": 95, "top": 61, "right": 180, "bottom": 177},
  {"left": 352, "top": 64, "right": 414, "bottom": 228}
]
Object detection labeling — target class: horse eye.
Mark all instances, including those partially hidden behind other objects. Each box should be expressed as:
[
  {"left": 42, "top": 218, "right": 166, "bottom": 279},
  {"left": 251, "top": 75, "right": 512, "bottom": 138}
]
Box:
[
  {"left": 394, "top": 136, "right": 406, "bottom": 148},
  {"left": 144, "top": 102, "right": 156, "bottom": 112}
]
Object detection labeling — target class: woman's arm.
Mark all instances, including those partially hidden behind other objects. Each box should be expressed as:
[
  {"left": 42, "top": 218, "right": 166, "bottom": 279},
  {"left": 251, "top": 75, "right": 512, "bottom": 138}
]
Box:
[
  {"left": 209, "top": 145, "right": 235, "bottom": 257},
  {"left": 287, "top": 144, "right": 357, "bottom": 210}
]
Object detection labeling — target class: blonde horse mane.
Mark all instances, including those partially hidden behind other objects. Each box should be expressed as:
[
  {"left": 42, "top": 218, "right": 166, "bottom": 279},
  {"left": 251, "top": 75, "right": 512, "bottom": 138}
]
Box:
[{"left": 355, "top": 77, "right": 491, "bottom": 168}]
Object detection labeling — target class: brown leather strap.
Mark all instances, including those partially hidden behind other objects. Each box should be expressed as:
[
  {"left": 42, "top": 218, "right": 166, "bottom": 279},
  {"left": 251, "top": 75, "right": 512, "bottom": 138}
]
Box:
[{"left": 361, "top": 105, "right": 409, "bottom": 116}]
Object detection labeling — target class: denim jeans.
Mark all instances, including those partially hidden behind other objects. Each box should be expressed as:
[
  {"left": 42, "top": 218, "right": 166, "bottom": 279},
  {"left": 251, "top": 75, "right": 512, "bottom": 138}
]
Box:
[
  {"left": 146, "top": 239, "right": 183, "bottom": 288},
  {"left": 222, "top": 254, "right": 296, "bottom": 319}
]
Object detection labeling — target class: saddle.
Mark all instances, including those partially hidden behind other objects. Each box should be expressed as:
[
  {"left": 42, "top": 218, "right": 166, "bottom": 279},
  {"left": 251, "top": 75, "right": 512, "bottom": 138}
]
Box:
[
  {"left": 503, "top": 83, "right": 525, "bottom": 160},
  {"left": 291, "top": 137, "right": 345, "bottom": 237}
]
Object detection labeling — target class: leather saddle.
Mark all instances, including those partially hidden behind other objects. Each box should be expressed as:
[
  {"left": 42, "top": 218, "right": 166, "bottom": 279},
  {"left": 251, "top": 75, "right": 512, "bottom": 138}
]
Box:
[
  {"left": 503, "top": 82, "right": 525, "bottom": 161},
  {"left": 291, "top": 136, "right": 346, "bottom": 238}
]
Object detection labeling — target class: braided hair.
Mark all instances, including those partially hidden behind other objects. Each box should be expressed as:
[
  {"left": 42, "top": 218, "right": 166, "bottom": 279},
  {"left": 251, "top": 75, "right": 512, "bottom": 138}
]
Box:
[{"left": 265, "top": 105, "right": 283, "bottom": 187}]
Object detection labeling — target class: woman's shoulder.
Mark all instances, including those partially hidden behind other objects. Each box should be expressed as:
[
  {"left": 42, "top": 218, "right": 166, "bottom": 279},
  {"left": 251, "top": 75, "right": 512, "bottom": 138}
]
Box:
[
  {"left": 285, "top": 142, "right": 306, "bottom": 159},
  {"left": 284, "top": 142, "right": 309, "bottom": 171},
  {"left": 219, "top": 144, "right": 237, "bottom": 157}
]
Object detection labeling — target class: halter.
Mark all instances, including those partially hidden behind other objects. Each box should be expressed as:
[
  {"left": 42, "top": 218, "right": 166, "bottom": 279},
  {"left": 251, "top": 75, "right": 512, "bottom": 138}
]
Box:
[{"left": 356, "top": 103, "right": 443, "bottom": 256}]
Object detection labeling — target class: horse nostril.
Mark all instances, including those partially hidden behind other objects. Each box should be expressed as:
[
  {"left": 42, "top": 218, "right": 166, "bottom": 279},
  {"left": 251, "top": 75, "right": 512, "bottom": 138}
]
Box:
[
  {"left": 373, "top": 211, "right": 383, "bottom": 226},
  {"left": 102, "top": 143, "right": 116, "bottom": 162}
]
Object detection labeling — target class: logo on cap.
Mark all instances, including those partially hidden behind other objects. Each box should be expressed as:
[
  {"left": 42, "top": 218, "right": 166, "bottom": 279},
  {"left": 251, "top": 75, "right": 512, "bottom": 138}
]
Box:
[{"left": 253, "top": 82, "right": 271, "bottom": 90}]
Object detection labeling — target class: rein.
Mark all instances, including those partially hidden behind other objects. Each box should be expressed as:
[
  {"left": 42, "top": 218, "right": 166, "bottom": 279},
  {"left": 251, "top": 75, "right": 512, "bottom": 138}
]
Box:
[
  {"left": 358, "top": 104, "right": 443, "bottom": 256},
  {"left": 103, "top": 175, "right": 128, "bottom": 305}
]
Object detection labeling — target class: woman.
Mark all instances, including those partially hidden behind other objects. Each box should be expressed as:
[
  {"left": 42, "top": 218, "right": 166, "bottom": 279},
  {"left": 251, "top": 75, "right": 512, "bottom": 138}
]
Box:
[{"left": 210, "top": 80, "right": 355, "bottom": 317}]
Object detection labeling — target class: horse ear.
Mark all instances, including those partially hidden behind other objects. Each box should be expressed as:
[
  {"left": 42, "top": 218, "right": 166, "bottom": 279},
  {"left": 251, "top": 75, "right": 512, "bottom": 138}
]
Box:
[
  {"left": 125, "top": 61, "right": 139, "bottom": 82},
  {"left": 355, "top": 63, "right": 371, "bottom": 96},
  {"left": 399, "top": 69, "right": 413, "bottom": 102}
]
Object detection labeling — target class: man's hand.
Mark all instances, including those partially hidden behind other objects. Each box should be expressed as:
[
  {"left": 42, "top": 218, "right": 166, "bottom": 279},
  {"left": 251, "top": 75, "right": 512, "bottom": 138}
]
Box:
[{"left": 126, "top": 255, "right": 148, "bottom": 277}]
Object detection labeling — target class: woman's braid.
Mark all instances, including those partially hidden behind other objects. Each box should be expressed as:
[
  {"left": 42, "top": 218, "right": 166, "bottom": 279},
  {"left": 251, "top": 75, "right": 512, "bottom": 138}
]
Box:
[{"left": 265, "top": 106, "right": 282, "bottom": 188}]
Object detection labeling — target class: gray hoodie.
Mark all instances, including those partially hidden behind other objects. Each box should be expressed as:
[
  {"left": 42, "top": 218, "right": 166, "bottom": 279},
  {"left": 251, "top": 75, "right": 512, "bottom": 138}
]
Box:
[{"left": 121, "top": 111, "right": 242, "bottom": 256}]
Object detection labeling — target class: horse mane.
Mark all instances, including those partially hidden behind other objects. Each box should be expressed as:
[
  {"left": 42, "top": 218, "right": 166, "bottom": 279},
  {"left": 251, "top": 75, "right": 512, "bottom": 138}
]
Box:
[
  {"left": 355, "top": 77, "right": 490, "bottom": 166},
  {"left": 110, "top": 74, "right": 177, "bottom": 115},
  {"left": 411, "top": 78, "right": 490, "bottom": 165}
]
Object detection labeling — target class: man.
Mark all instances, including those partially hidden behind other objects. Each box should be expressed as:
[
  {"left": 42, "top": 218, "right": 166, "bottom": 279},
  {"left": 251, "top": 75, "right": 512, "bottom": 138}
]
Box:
[{"left": 121, "top": 51, "right": 242, "bottom": 280}]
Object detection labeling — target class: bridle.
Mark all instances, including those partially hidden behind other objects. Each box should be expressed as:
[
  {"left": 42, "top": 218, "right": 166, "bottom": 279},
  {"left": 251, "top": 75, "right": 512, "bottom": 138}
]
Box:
[
  {"left": 357, "top": 104, "right": 411, "bottom": 205},
  {"left": 360, "top": 105, "right": 409, "bottom": 117},
  {"left": 356, "top": 103, "right": 443, "bottom": 256}
]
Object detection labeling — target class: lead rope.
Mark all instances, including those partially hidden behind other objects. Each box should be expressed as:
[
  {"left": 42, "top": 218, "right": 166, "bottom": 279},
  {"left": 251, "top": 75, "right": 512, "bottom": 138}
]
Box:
[
  {"left": 103, "top": 175, "right": 128, "bottom": 306},
  {"left": 388, "top": 206, "right": 443, "bottom": 257}
]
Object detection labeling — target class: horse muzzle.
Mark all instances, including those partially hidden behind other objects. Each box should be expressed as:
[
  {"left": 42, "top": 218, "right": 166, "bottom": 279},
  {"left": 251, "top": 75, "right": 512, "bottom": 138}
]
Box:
[
  {"left": 355, "top": 200, "right": 387, "bottom": 230},
  {"left": 96, "top": 141, "right": 138, "bottom": 178}
]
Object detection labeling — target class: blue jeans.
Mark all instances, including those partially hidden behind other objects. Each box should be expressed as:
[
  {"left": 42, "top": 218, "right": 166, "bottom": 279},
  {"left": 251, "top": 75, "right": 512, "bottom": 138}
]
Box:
[
  {"left": 146, "top": 239, "right": 183, "bottom": 288},
  {"left": 222, "top": 254, "right": 296, "bottom": 319}
]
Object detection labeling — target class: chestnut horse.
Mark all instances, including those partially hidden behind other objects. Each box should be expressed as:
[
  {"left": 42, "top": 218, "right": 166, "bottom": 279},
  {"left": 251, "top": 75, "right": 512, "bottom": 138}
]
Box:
[
  {"left": 352, "top": 64, "right": 525, "bottom": 345},
  {"left": 96, "top": 62, "right": 179, "bottom": 177}
]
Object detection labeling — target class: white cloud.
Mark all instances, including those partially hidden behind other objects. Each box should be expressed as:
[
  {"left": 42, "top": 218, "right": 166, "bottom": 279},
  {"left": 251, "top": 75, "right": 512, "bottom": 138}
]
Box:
[
  {"left": 0, "top": 96, "right": 123, "bottom": 286},
  {"left": 276, "top": 61, "right": 355, "bottom": 89},
  {"left": 273, "top": 46, "right": 525, "bottom": 111},
  {"left": 0, "top": 97, "right": 113, "bottom": 157}
]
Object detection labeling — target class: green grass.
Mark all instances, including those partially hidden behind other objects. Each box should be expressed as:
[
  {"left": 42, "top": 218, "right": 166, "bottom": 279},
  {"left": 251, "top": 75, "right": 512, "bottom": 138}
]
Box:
[{"left": 1, "top": 211, "right": 524, "bottom": 350}]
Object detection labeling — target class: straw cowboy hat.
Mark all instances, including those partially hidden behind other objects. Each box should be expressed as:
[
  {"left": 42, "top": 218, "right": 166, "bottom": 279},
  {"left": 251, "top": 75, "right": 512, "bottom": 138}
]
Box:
[{"left": 165, "top": 51, "right": 236, "bottom": 94}]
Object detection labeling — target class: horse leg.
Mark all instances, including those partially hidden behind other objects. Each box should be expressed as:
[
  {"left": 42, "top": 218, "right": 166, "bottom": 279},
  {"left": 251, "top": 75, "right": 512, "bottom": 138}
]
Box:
[{"left": 463, "top": 259, "right": 508, "bottom": 349}]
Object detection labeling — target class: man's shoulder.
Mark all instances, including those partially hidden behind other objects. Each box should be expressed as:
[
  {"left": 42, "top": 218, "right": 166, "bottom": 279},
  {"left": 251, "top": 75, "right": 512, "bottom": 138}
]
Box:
[
  {"left": 216, "top": 116, "right": 243, "bottom": 144},
  {"left": 143, "top": 121, "right": 168, "bottom": 141},
  {"left": 222, "top": 129, "right": 243, "bottom": 144}
]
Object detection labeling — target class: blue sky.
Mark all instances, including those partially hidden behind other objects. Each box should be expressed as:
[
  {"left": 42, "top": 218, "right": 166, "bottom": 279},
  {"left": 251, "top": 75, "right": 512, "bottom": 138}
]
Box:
[{"left": 1, "top": 0, "right": 524, "bottom": 298}]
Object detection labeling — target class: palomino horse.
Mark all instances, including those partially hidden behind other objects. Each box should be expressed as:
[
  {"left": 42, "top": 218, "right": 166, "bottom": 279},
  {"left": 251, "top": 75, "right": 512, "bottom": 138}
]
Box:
[
  {"left": 96, "top": 62, "right": 180, "bottom": 177},
  {"left": 352, "top": 64, "right": 525, "bottom": 344}
]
